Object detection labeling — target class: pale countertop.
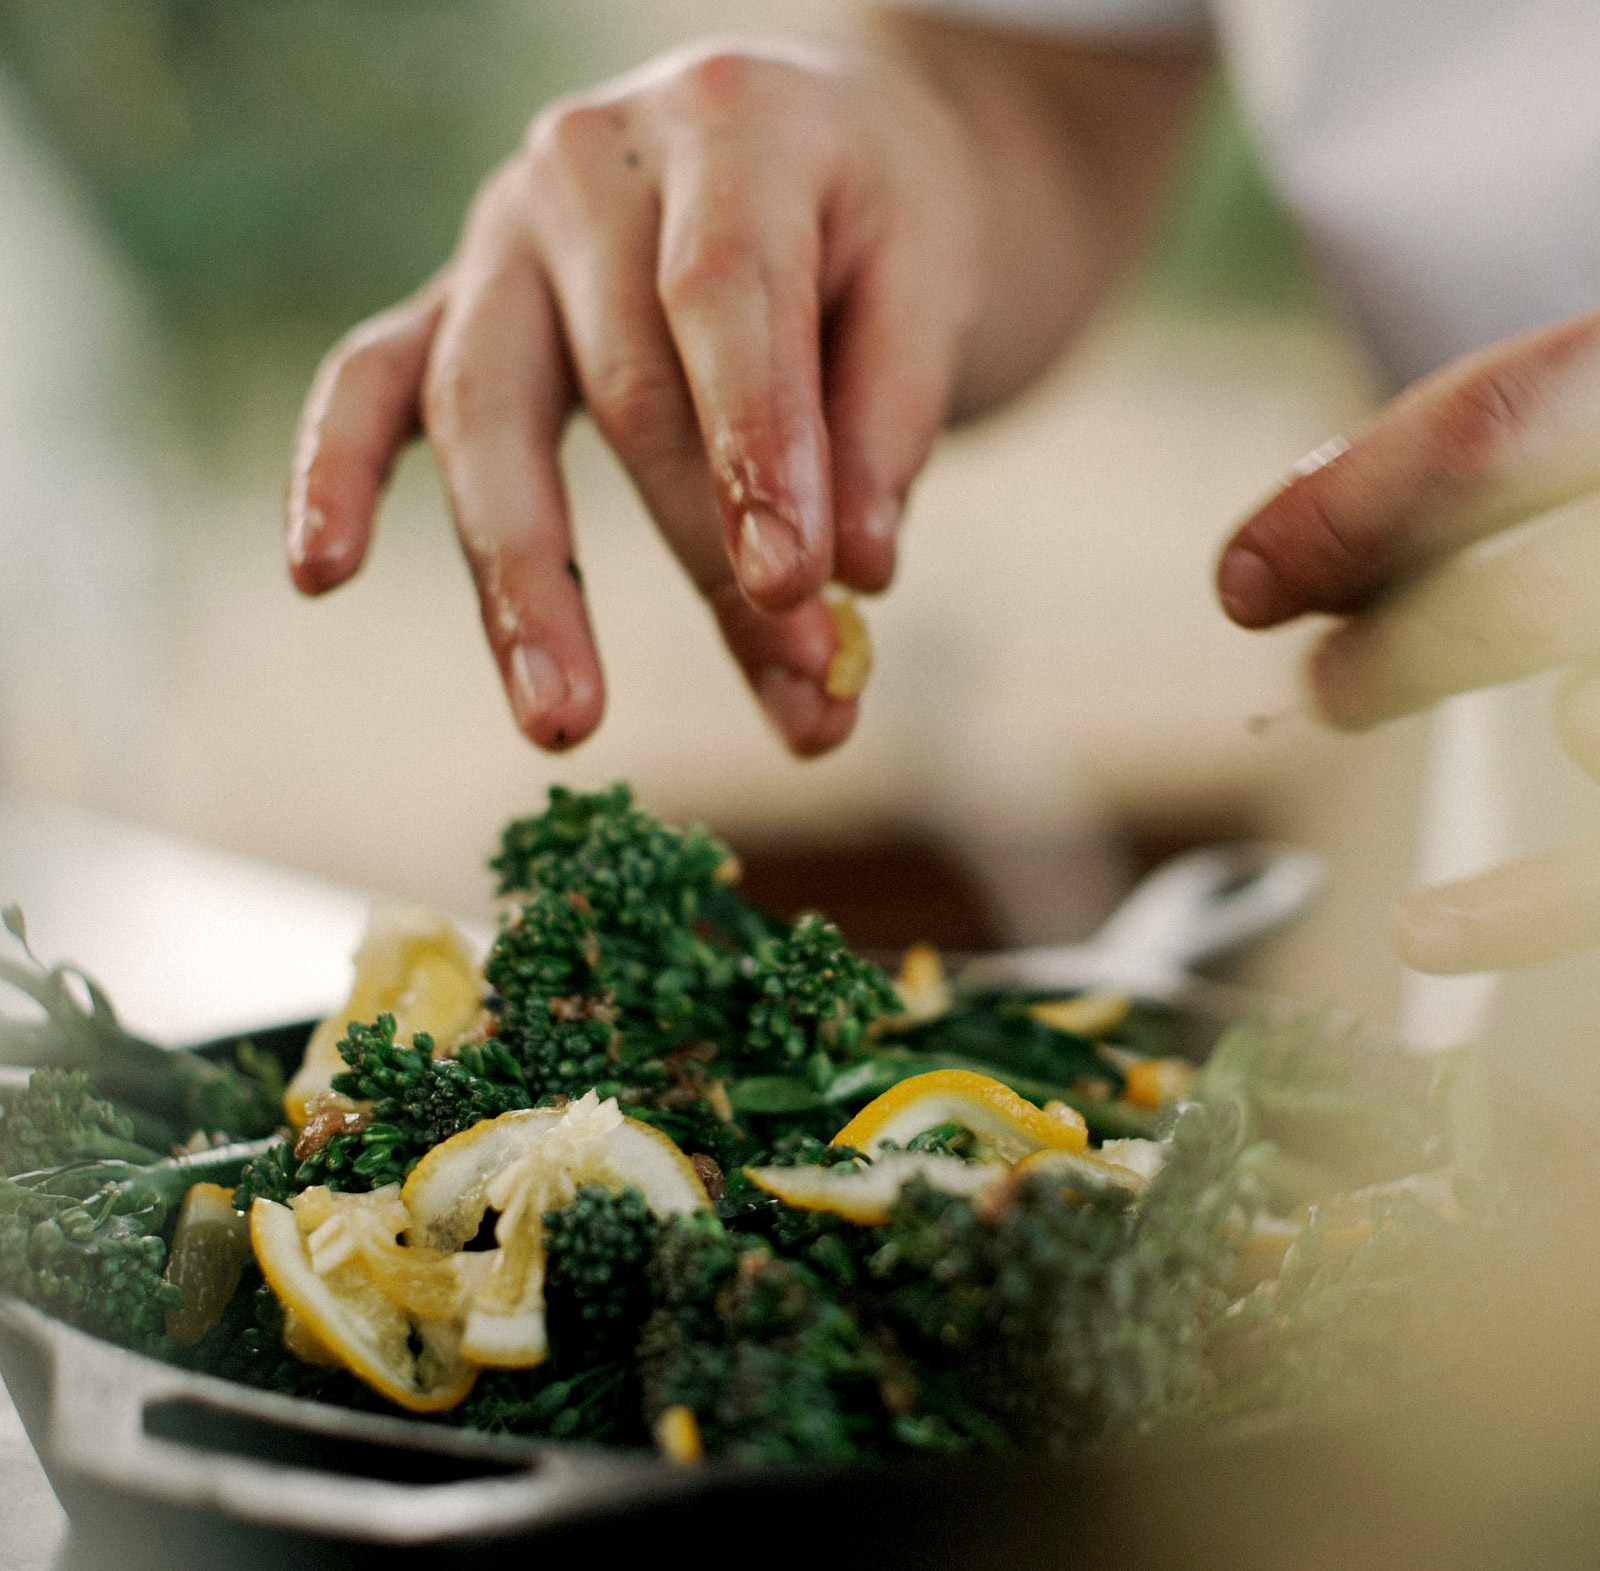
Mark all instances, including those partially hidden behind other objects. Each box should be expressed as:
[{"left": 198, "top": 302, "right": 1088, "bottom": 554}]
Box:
[{"left": 0, "top": 1379, "right": 64, "bottom": 1571}]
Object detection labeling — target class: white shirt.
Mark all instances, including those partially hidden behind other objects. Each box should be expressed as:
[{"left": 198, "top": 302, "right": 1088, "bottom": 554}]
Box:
[
  {"left": 918, "top": 0, "right": 1600, "bottom": 1111},
  {"left": 916, "top": 0, "right": 1600, "bottom": 386}
]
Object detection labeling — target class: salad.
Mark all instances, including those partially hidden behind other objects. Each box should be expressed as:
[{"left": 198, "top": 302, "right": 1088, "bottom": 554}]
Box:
[{"left": 0, "top": 785, "right": 1480, "bottom": 1463}]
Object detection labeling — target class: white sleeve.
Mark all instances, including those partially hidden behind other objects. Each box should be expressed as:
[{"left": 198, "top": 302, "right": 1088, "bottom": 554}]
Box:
[{"left": 893, "top": 0, "right": 1209, "bottom": 44}]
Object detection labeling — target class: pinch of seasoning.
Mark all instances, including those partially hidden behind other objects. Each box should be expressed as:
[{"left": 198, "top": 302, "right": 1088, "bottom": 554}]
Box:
[
  {"left": 824, "top": 591, "right": 871, "bottom": 700},
  {"left": 654, "top": 1404, "right": 704, "bottom": 1465},
  {"left": 689, "top": 1153, "right": 726, "bottom": 1201}
]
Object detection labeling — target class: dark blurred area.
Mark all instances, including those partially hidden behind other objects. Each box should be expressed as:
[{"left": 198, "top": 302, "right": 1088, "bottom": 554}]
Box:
[{"left": 0, "top": 0, "right": 596, "bottom": 346}]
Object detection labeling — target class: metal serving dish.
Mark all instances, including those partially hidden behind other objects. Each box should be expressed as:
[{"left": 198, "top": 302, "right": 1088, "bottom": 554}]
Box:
[{"left": 0, "top": 847, "right": 1536, "bottom": 1571}]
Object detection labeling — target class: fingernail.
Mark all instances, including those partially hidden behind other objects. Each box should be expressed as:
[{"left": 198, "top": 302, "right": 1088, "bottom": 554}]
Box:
[
  {"left": 863, "top": 497, "right": 901, "bottom": 543},
  {"left": 738, "top": 509, "right": 803, "bottom": 597},
  {"left": 755, "top": 666, "right": 826, "bottom": 742},
  {"left": 288, "top": 504, "right": 325, "bottom": 569},
  {"left": 1284, "top": 435, "right": 1351, "bottom": 483},
  {"left": 1216, "top": 546, "right": 1282, "bottom": 627},
  {"left": 509, "top": 644, "right": 568, "bottom": 728}
]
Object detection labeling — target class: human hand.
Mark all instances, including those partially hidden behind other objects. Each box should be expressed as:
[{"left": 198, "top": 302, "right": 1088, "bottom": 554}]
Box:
[
  {"left": 285, "top": 40, "right": 984, "bottom": 756},
  {"left": 1216, "top": 312, "right": 1600, "bottom": 972}
]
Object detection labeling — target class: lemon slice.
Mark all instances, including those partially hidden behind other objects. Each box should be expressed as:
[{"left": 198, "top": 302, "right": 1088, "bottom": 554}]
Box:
[
  {"left": 401, "top": 1094, "right": 710, "bottom": 1368},
  {"left": 286, "top": 905, "right": 484, "bottom": 1129},
  {"left": 251, "top": 1188, "right": 483, "bottom": 1412},
  {"left": 164, "top": 1182, "right": 251, "bottom": 1346},
  {"left": 1013, "top": 1136, "right": 1168, "bottom": 1199},
  {"left": 743, "top": 1152, "right": 1007, "bottom": 1224},
  {"left": 830, "top": 1068, "right": 1088, "bottom": 1162}
]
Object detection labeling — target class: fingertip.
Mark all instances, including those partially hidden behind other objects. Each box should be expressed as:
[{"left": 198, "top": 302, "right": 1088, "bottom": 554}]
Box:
[
  {"left": 287, "top": 500, "right": 368, "bottom": 595},
  {"left": 1215, "top": 542, "right": 1286, "bottom": 628},
  {"left": 754, "top": 666, "right": 857, "bottom": 756},
  {"left": 1391, "top": 888, "right": 1471, "bottom": 973},
  {"left": 506, "top": 644, "right": 605, "bottom": 752},
  {"left": 834, "top": 495, "right": 899, "bottom": 594}
]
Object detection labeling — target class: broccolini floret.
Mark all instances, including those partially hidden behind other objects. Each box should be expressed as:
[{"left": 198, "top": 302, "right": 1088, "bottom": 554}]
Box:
[
  {"left": 740, "top": 914, "right": 899, "bottom": 1073},
  {"left": 451, "top": 1185, "right": 662, "bottom": 1446},
  {"left": 0, "top": 1066, "right": 161, "bottom": 1173},
  {"left": 0, "top": 1101, "right": 274, "bottom": 1356},
  {"left": 638, "top": 1213, "right": 892, "bottom": 1463},
  {"left": 481, "top": 787, "right": 899, "bottom": 1167},
  {"left": 243, "top": 1014, "right": 536, "bottom": 1197},
  {"left": 544, "top": 1183, "right": 660, "bottom": 1365},
  {"left": 870, "top": 1101, "right": 1253, "bottom": 1451}
]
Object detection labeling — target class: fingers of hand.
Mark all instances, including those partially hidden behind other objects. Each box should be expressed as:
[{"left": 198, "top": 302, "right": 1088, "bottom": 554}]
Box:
[
  {"left": 825, "top": 225, "right": 967, "bottom": 593},
  {"left": 423, "top": 200, "right": 601, "bottom": 751},
  {"left": 525, "top": 97, "right": 722, "bottom": 585},
  {"left": 1218, "top": 312, "right": 1600, "bottom": 628},
  {"left": 1307, "top": 491, "right": 1600, "bottom": 729},
  {"left": 710, "top": 585, "right": 857, "bottom": 757},
  {"left": 654, "top": 59, "right": 839, "bottom": 612},
  {"left": 1394, "top": 833, "right": 1600, "bottom": 973},
  {"left": 523, "top": 99, "right": 850, "bottom": 756},
  {"left": 288, "top": 288, "right": 443, "bottom": 594}
]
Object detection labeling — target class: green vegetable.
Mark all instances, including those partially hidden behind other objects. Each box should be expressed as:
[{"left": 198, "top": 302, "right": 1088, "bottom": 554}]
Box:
[
  {"left": 0, "top": 906, "right": 282, "bottom": 1148},
  {"left": 638, "top": 1213, "right": 889, "bottom": 1462},
  {"left": 453, "top": 1184, "right": 662, "bottom": 1446},
  {"left": 0, "top": 788, "right": 1483, "bottom": 1466},
  {"left": 0, "top": 1115, "right": 275, "bottom": 1355},
  {"left": 0, "top": 1067, "right": 163, "bottom": 1173},
  {"left": 257, "top": 1015, "right": 535, "bottom": 1197}
]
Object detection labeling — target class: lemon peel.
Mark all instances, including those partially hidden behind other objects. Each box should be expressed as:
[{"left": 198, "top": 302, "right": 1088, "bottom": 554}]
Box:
[
  {"left": 1027, "top": 993, "right": 1132, "bottom": 1038},
  {"left": 830, "top": 1068, "right": 1088, "bottom": 1162}
]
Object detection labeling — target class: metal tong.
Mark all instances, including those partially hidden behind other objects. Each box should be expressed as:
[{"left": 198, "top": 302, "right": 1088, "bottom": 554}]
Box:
[{"left": 956, "top": 843, "right": 1326, "bottom": 1003}]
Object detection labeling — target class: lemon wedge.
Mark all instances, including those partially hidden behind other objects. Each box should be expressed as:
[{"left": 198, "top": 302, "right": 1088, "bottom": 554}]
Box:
[
  {"left": 892, "top": 943, "right": 952, "bottom": 1025},
  {"left": 286, "top": 905, "right": 484, "bottom": 1129},
  {"left": 830, "top": 1068, "right": 1088, "bottom": 1162},
  {"left": 743, "top": 1152, "right": 1007, "bottom": 1225},
  {"left": 250, "top": 1186, "right": 485, "bottom": 1412},
  {"left": 1123, "top": 1056, "right": 1199, "bottom": 1109},
  {"left": 401, "top": 1094, "right": 710, "bottom": 1368},
  {"left": 164, "top": 1182, "right": 251, "bottom": 1346},
  {"left": 1026, "top": 993, "right": 1132, "bottom": 1038}
]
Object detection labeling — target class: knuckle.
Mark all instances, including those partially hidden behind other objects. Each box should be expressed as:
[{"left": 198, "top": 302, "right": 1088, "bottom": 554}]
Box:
[
  {"left": 585, "top": 355, "right": 683, "bottom": 449},
  {"left": 657, "top": 224, "right": 752, "bottom": 313},
  {"left": 423, "top": 350, "right": 501, "bottom": 443},
  {"left": 460, "top": 158, "right": 529, "bottom": 243},
  {"left": 671, "top": 50, "right": 770, "bottom": 112},
  {"left": 1435, "top": 359, "right": 1546, "bottom": 465},
  {"left": 523, "top": 97, "right": 620, "bottom": 172}
]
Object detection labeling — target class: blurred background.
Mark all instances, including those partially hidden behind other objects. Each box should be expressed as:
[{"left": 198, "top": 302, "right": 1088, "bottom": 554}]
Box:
[{"left": 0, "top": 0, "right": 1431, "bottom": 1026}]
